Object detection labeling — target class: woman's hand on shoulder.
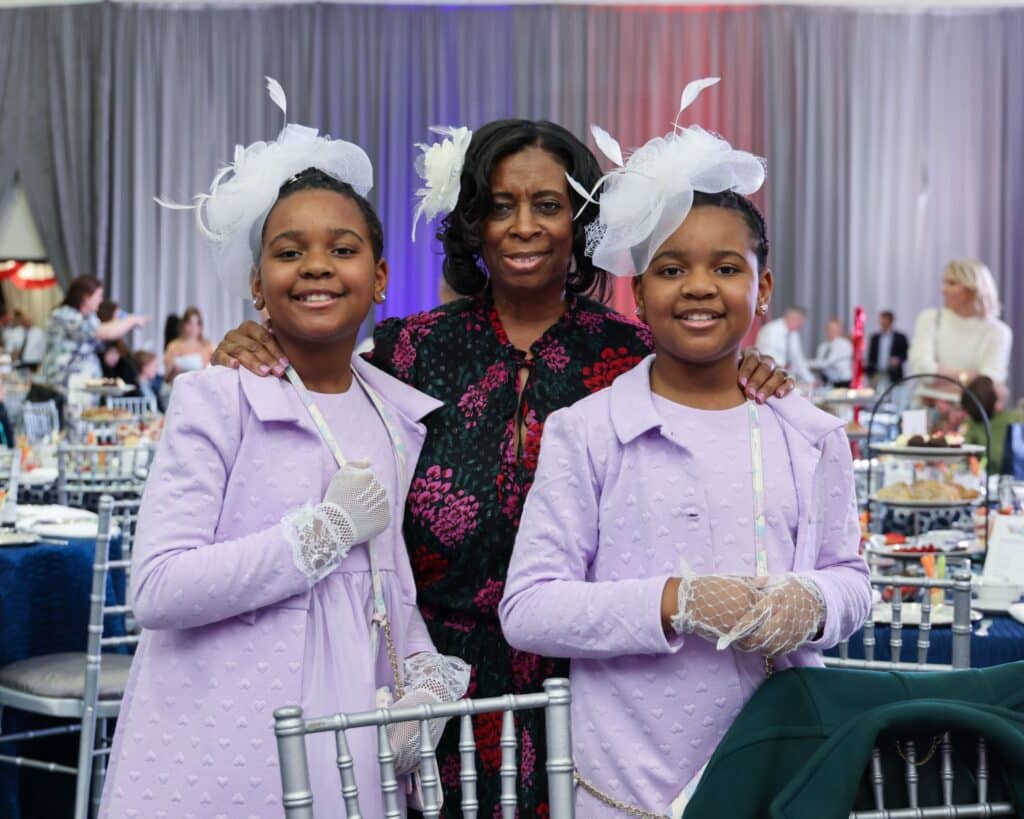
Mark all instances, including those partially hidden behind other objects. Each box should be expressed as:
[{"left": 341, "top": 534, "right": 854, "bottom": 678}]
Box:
[
  {"left": 738, "top": 348, "right": 796, "bottom": 403},
  {"left": 211, "top": 321, "right": 289, "bottom": 377}
]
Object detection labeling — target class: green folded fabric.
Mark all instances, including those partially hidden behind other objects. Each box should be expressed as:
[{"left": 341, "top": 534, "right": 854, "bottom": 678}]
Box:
[{"left": 684, "top": 662, "right": 1024, "bottom": 819}]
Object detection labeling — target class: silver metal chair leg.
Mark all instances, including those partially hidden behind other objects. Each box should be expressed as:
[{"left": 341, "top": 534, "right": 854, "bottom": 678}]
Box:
[{"left": 89, "top": 718, "right": 108, "bottom": 819}]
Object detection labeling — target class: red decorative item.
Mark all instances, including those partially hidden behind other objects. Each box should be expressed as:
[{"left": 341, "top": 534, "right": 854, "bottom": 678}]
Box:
[
  {"left": 851, "top": 306, "right": 866, "bottom": 389},
  {"left": 0, "top": 260, "right": 56, "bottom": 290},
  {"left": 0, "top": 260, "right": 25, "bottom": 280}
]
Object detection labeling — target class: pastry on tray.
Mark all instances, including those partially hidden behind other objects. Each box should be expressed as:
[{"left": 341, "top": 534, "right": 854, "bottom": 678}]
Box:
[
  {"left": 84, "top": 377, "right": 127, "bottom": 389},
  {"left": 876, "top": 479, "right": 980, "bottom": 502},
  {"left": 895, "top": 432, "right": 964, "bottom": 448}
]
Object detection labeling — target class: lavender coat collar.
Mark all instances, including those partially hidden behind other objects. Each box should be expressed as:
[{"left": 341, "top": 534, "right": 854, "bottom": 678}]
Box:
[
  {"left": 610, "top": 354, "right": 844, "bottom": 448},
  {"left": 238, "top": 354, "right": 442, "bottom": 428}
]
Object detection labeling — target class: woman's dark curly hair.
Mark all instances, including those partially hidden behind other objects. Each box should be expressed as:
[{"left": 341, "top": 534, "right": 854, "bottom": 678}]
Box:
[{"left": 438, "top": 120, "right": 608, "bottom": 301}]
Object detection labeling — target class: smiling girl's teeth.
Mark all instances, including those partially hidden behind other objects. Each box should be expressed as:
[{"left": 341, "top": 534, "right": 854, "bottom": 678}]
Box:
[
  {"left": 681, "top": 312, "right": 717, "bottom": 320},
  {"left": 299, "top": 293, "right": 334, "bottom": 303}
]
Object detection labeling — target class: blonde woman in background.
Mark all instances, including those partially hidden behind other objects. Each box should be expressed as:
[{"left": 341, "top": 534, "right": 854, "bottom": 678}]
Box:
[
  {"left": 162, "top": 306, "right": 213, "bottom": 383},
  {"left": 909, "top": 260, "right": 1012, "bottom": 403}
]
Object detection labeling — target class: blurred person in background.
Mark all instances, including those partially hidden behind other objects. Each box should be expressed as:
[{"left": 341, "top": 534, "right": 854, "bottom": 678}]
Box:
[
  {"left": 131, "top": 349, "right": 163, "bottom": 412},
  {"left": 163, "top": 313, "right": 181, "bottom": 351},
  {"left": 163, "top": 306, "right": 213, "bottom": 383},
  {"left": 756, "top": 306, "right": 814, "bottom": 384},
  {"left": 32, "top": 274, "right": 147, "bottom": 408},
  {"left": 865, "top": 310, "right": 908, "bottom": 387},
  {"left": 809, "top": 318, "right": 854, "bottom": 387},
  {"left": 962, "top": 376, "right": 1024, "bottom": 475}
]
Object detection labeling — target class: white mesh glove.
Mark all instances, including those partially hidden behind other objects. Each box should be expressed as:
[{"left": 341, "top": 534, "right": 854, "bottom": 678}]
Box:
[
  {"left": 282, "top": 461, "right": 391, "bottom": 583},
  {"left": 386, "top": 653, "right": 471, "bottom": 775},
  {"left": 717, "top": 574, "right": 826, "bottom": 657},
  {"left": 670, "top": 573, "right": 763, "bottom": 642}
]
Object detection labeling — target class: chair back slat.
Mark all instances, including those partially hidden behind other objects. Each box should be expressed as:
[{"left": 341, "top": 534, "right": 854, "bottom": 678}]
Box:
[
  {"left": 902, "top": 740, "right": 919, "bottom": 808},
  {"left": 499, "top": 708, "right": 518, "bottom": 818},
  {"left": 869, "top": 746, "right": 885, "bottom": 809},
  {"left": 917, "top": 594, "right": 932, "bottom": 665},
  {"left": 940, "top": 733, "right": 954, "bottom": 805},
  {"left": 375, "top": 722, "right": 401, "bottom": 818},
  {"left": 334, "top": 728, "right": 361, "bottom": 819},
  {"left": 458, "top": 712, "right": 479, "bottom": 818},
  {"left": 417, "top": 716, "right": 442, "bottom": 818},
  {"left": 977, "top": 738, "right": 989, "bottom": 802},
  {"left": 275, "top": 679, "right": 576, "bottom": 818}
]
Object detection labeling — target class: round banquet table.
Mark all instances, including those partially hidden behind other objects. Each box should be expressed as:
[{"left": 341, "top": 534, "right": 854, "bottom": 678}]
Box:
[{"left": 0, "top": 530, "right": 126, "bottom": 819}]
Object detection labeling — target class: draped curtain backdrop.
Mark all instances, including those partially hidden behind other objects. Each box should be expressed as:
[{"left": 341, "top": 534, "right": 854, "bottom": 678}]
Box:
[{"left": 0, "top": 2, "right": 1020, "bottom": 388}]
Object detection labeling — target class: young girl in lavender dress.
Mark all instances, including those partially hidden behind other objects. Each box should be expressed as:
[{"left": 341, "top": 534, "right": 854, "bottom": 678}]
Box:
[
  {"left": 500, "top": 79, "right": 871, "bottom": 819},
  {"left": 100, "top": 80, "right": 468, "bottom": 818}
]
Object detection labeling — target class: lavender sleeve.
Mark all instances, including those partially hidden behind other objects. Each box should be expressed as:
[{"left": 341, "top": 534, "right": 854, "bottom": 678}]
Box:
[
  {"left": 798, "top": 428, "right": 872, "bottom": 649},
  {"left": 499, "top": 408, "right": 681, "bottom": 659},
  {"left": 131, "top": 373, "right": 312, "bottom": 630}
]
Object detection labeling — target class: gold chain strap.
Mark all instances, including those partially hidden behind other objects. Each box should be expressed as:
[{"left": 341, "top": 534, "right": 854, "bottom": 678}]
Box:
[
  {"left": 895, "top": 735, "right": 943, "bottom": 767},
  {"left": 573, "top": 769, "right": 667, "bottom": 819},
  {"left": 381, "top": 615, "right": 405, "bottom": 700}
]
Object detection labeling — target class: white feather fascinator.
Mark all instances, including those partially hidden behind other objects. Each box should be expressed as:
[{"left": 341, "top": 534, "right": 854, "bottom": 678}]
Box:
[
  {"left": 157, "top": 77, "right": 374, "bottom": 300},
  {"left": 569, "top": 77, "right": 765, "bottom": 278},
  {"left": 411, "top": 125, "right": 473, "bottom": 240}
]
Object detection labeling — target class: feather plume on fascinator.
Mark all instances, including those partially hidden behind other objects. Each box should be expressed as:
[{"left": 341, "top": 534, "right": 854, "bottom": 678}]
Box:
[
  {"left": 155, "top": 77, "right": 374, "bottom": 300},
  {"left": 411, "top": 125, "right": 472, "bottom": 240},
  {"left": 568, "top": 77, "right": 765, "bottom": 278}
]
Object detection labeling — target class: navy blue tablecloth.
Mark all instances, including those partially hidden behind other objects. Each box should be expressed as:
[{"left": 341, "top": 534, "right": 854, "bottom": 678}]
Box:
[
  {"left": 0, "top": 533, "right": 125, "bottom": 819},
  {"left": 826, "top": 615, "right": 1024, "bottom": 668}
]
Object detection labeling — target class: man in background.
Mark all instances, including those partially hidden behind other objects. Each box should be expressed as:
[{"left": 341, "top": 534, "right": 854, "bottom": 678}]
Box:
[
  {"left": 756, "top": 306, "right": 814, "bottom": 384},
  {"left": 809, "top": 318, "right": 854, "bottom": 387},
  {"left": 865, "top": 310, "right": 908, "bottom": 386}
]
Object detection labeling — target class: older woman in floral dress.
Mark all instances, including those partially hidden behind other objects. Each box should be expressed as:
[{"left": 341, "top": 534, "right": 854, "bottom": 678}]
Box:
[{"left": 214, "top": 119, "right": 793, "bottom": 816}]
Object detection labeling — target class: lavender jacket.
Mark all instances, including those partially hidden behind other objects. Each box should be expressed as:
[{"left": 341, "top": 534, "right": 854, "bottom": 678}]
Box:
[
  {"left": 499, "top": 355, "right": 871, "bottom": 816},
  {"left": 100, "top": 357, "right": 441, "bottom": 818}
]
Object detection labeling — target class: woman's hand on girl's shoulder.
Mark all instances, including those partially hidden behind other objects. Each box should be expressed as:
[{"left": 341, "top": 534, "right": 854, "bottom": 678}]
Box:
[
  {"left": 738, "top": 348, "right": 796, "bottom": 403},
  {"left": 211, "top": 321, "right": 289, "bottom": 377}
]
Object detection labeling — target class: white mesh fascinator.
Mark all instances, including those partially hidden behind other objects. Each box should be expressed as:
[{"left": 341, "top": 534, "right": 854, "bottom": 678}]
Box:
[
  {"left": 157, "top": 77, "right": 374, "bottom": 300},
  {"left": 411, "top": 125, "right": 472, "bottom": 241},
  {"left": 568, "top": 78, "right": 765, "bottom": 278}
]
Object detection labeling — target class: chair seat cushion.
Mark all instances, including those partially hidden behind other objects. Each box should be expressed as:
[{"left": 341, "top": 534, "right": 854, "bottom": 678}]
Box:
[{"left": 0, "top": 652, "right": 133, "bottom": 700}]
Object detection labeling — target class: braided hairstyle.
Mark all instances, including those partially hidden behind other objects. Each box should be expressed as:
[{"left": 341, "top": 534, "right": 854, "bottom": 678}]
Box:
[{"left": 691, "top": 190, "right": 769, "bottom": 270}]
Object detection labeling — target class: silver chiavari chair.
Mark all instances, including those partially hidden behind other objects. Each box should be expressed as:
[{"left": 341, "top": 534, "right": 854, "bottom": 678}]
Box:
[
  {"left": 0, "top": 495, "right": 139, "bottom": 819},
  {"left": 826, "top": 570, "right": 973, "bottom": 672},
  {"left": 274, "top": 677, "right": 575, "bottom": 819},
  {"left": 57, "top": 442, "right": 154, "bottom": 510},
  {"left": 21, "top": 399, "right": 60, "bottom": 443},
  {"left": 825, "top": 572, "right": 1009, "bottom": 816},
  {"left": 105, "top": 395, "right": 158, "bottom": 419},
  {"left": 848, "top": 735, "right": 1014, "bottom": 817}
]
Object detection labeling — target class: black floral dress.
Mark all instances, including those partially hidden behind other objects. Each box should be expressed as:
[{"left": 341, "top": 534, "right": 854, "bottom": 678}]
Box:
[{"left": 368, "top": 288, "right": 653, "bottom": 818}]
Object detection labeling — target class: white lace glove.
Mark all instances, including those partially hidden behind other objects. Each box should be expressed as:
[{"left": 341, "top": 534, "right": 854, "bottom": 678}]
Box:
[
  {"left": 717, "top": 574, "right": 826, "bottom": 657},
  {"left": 670, "top": 573, "right": 763, "bottom": 643},
  {"left": 283, "top": 461, "right": 391, "bottom": 583},
  {"left": 386, "top": 653, "right": 471, "bottom": 775}
]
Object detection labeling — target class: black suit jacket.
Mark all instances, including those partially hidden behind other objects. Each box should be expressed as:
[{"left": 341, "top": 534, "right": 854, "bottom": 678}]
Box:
[{"left": 866, "top": 330, "right": 908, "bottom": 381}]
